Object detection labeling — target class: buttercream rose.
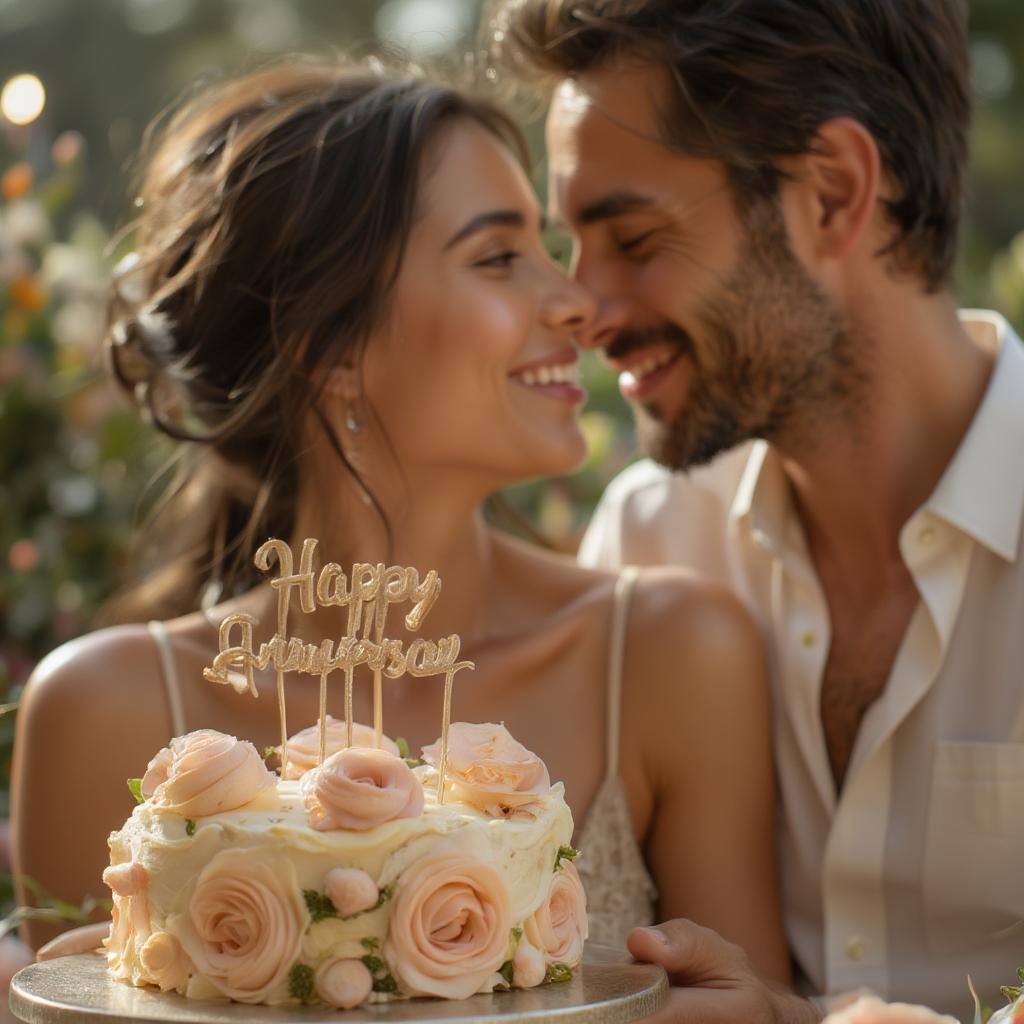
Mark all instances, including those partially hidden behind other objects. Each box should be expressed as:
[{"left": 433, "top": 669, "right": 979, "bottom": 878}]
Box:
[
  {"left": 281, "top": 717, "right": 400, "bottom": 780},
  {"left": 139, "top": 930, "right": 191, "bottom": 992},
  {"left": 421, "top": 722, "right": 550, "bottom": 817},
  {"left": 145, "top": 730, "right": 275, "bottom": 816},
  {"left": 524, "top": 862, "right": 587, "bottom": 966},
  {"left": 167, "top": 849, "right": 308, "bottom": 1004},
  {"left": 384, "top": 851, "right": 510, "bottom": 999},
  {"left": 301, "top": 747, "right": 423, "bottom": 831}
]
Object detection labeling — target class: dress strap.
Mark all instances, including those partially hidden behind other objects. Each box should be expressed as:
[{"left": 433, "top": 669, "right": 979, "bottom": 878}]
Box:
[
  {"left": 147, "top": 620, "right": 187, "bottom": 739},
  {"left": 605, "top": 567, "right": 640, "bottom": 781}
]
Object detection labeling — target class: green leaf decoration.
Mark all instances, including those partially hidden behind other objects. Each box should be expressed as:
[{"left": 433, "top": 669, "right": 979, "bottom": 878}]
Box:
[
  {"left": 302, "top": 889, "right": 336, "bottom": 923},
  {"left": 287, "top": 962, "right": 315, "bottom": 1004},
  {"left": 396, "top": 736, "right": 410, "bottom": 759},
  {"left": 263, "top": 746, "right": 278, "bottom": 760},
  {"left": 184, "top": 818, "right": 195, "bottom": 837},
  {"left": 545, "top": 963, "right": 573, "bottom": 984},
  {"left": 499, "top": 960, "right": 515, "bottom": 986},
  {"left": 361, "top": 935, "right": 380, "bottom": 953},
  {"left": 553, "top": 845, "right": 578, "bottom": 871},
  {"left": 361, "top": 949, "right": 399, "bottom": 994},
  {"left": 369, "top": 882, "right": 396, "bottom": 913},
  {"left": 127, "top": 778, "right": 144, "bottom": 804},
  {"left": 372, "top": 972, "right": 399, "bottom": 994}
]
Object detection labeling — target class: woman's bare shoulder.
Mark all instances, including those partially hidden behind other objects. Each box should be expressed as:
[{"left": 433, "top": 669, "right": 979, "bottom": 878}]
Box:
[
  {"left": 25, "top": 623, "right": 159, "bottom": 704},
  {"left": 623, "top": 567, "right": 768, "bottom": 717}
]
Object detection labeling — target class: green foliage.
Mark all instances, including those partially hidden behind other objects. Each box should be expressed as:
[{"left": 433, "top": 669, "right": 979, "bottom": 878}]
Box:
[
  {"left": 0, "top": 876, "right": 111, "bottom": 941},
  {"left": 287, "top": 962, "right": 315, "bottom": 1004},
  {"left": 126, "top": 778, "right": 143, "bottom": 804},
  {"left": 303, "top": 889, "right": 336, "bottom": 924},
  {"left": 361, "top": 950, "right": 399, "bottom": 993},
  {"left": 499, "top": 959, "right": 515, "bottom": 986},
  {"left": 554, "top": 845, "right": 579, "bottom": 871},
  {"left": 184, "top": 818, "right": 195, "bottom": 837},
  {"left": 545, "top": 963, "right": 573, "bottom": 984}
]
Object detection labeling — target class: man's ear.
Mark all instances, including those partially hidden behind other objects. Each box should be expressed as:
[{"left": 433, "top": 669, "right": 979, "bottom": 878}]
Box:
[{"left": 781, "top": 117, "right": 882, "bottom": 266}]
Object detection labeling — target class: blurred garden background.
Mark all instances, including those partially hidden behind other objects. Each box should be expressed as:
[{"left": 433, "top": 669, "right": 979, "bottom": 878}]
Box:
[{"left": 0, "top": 0, "right": 1023, "bottom": 855}]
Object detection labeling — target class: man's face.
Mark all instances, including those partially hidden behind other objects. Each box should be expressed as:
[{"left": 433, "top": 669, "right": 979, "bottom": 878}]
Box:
[{"left": 547, "top": 64, "right": 855, "bottom": 469}]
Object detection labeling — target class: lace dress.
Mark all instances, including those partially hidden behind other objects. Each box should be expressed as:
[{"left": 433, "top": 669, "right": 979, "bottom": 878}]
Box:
[{"left": 148, "top": 569, "right": 658, "bottom": 949}]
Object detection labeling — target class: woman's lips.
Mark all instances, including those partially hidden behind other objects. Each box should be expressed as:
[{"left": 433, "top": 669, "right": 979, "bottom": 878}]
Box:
[{"left": 509, "top": 357, "right": 586, "bottom": 404}]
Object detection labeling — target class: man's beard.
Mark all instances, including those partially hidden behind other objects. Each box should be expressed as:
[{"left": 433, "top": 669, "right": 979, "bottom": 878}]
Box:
[{"left": 629, "top": 200, "right": 858, "bottom": 471}]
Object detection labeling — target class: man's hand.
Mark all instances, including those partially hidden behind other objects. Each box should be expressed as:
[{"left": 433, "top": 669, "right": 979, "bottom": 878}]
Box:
[{"left": 628, "top": 919, "right": 820, "bottom": 1024}]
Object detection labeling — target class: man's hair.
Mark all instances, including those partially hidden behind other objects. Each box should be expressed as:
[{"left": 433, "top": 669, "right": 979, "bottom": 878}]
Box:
[{"left": 492, "top": 0, "right": 971, "bottom": 292}]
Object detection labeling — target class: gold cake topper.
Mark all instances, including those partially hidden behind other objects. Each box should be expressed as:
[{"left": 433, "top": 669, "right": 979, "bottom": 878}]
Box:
[{"left": 202, "top": 538, "right": 474, "bottom": 800}]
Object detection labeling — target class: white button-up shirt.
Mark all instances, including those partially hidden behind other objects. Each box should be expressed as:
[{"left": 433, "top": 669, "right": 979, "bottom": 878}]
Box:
[{"left": 579, "top": 311, "right": 1024, "bottom": 1021}]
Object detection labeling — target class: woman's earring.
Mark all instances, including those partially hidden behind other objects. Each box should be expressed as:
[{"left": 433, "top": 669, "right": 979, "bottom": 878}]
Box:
[{"left": 345, "top": 405, "right": 362, "bottom": 434}]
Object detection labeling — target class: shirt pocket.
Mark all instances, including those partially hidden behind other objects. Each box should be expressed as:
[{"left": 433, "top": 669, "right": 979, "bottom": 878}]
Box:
[{"left": 922, "top": 740, "right": 1024, "bottom": 956}]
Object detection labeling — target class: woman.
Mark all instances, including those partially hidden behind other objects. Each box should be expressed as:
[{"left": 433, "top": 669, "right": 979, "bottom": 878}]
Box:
[{"left": 11, "top": 58, "right": 787, "bottom": 981}]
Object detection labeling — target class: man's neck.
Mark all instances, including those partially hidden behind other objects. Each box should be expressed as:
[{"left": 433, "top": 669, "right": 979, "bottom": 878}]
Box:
[{"left": 777, "top": 291, "right": 997, "bottom": 583}]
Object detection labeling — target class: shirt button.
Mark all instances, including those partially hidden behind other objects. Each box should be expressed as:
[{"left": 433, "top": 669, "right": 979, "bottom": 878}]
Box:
[
  {"left": 845, "top": 936, "right": 867, "bottom": 962},
  {"left": 800, "top": 631, "right": 816, "bottom": 648}
]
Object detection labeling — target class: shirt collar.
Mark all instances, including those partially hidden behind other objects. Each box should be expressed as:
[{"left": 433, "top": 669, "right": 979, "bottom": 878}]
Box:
[
  {"left": 728, "top": 310, "right": 1024, "bottom": 564},
  {"left": 923, "top": 310, "right": 1024, "bottom": 562},
  {"left": 729, "top": 440, "right": 791, "bottom": 555}
]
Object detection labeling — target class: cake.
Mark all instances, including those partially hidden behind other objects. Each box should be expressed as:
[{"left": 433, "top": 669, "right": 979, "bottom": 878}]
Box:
[{"left": 103, "top": 719, "right": 587, "bottom": 1009}]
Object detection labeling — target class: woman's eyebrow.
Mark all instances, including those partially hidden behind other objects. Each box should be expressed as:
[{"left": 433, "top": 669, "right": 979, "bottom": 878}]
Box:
[{"left": 443, "top": 209, "right": 545, "bottom": 250}]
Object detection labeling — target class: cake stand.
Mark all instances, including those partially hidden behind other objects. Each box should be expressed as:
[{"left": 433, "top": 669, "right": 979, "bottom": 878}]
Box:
[{"left": 9, "top": 945, "right": 666, "bottom": 1024}]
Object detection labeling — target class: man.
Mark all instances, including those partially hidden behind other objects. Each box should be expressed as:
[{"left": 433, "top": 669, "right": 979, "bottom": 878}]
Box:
[{"left": 491, "top": 1, "right": 1024, "bottom": 1022}]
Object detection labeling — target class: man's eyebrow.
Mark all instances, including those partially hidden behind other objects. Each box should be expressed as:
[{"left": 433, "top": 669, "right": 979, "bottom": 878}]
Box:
[
  {"left": 444, "top": 209, "right": 545, "bottom": 250},
  {"left": 577, "top": 191, "right": 656, "bottom": 225}
]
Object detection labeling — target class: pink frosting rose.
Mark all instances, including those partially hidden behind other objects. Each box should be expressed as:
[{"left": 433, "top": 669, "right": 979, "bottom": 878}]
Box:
[
  {"left": 524, "top": 861, "right": 587, "bottom": 966},
  {"left": 167, "top": 848, "right": 308, "bottom": 1004},
  {"left": 301, "top": 747, "right": 423, "bottom": 831},
  {"left": 281, "top": 717, "right": 401, "bottom": 780},
  {"left": 315, "top": 958, "right": 374, "bottom": 1009},
  {"left": 139, "top": 930, "right": 191, "bottom": 992},
  {"left": 421, "top": 722, "right": 550, "bottom": 817},
  {"left": 144, "top": 730, "right": 275, "bottom": 817},
  {"left": 384, "top": 851, "right": 511, "bottom": 999}
]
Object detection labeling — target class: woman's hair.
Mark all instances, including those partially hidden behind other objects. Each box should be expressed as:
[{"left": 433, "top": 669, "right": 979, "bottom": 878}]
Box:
[
  {"left": 490, "top": 0, "right": 970, "bottom": 292},
  {"left": 103, "top": 57, "right": 528, "bottom": 623}
]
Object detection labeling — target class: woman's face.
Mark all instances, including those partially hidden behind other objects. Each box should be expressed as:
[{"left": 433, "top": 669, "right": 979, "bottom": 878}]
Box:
[{"left": 359, "top": 119, "right": 595, "bottom": 492}]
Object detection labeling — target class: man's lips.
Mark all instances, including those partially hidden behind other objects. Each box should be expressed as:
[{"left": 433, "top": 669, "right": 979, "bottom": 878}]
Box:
[{"left": 613, "top": 346, "right": 686, "bottom": 401}]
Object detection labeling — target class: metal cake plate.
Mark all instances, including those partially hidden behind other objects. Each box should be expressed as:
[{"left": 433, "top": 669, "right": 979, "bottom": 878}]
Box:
[{"left": 10, "top": 946, "right": 666, "bottom": 1024}]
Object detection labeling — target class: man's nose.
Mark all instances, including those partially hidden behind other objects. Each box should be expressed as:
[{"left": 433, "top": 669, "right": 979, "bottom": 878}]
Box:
[{"left": 572, "top": 250, "right": 630, "bottom": 352}]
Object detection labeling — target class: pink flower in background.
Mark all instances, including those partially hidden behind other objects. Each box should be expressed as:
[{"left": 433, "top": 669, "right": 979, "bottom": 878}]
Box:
[{"left": 823, "top": 997, "right": 959, "bottom": 1024}]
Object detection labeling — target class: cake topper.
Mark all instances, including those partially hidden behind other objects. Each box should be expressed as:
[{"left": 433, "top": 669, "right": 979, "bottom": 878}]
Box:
[{"left": 202, "top": 538, "right": 474, "bottom": 799}]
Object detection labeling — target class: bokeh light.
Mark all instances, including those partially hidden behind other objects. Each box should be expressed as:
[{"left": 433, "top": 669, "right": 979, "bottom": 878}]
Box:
[{"left": 0, "top": 73, "right": 45, "bottom": 126}]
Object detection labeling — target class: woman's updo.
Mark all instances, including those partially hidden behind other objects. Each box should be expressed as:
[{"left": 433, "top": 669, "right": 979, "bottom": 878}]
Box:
[{"left": 102, "top": 58, "right": 526, "bottom": 621}]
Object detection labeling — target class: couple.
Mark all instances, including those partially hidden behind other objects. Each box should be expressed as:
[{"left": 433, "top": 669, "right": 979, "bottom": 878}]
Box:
[{"left": 12, "top": 0, "right": 1024, "bottom": 1022}]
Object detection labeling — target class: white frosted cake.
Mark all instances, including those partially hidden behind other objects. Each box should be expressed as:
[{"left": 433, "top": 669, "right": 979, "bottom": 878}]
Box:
[{"left": 103, "top": 720, "right": 586, "bottom": 1009}]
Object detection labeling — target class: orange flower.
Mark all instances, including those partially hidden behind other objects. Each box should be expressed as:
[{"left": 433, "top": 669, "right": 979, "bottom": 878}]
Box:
[
  {"left": 1, "top": 163, "right": 32, "bottom": 200},
  {"left": 9, "top": 275, "right": 46, "bottom": 312}
]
